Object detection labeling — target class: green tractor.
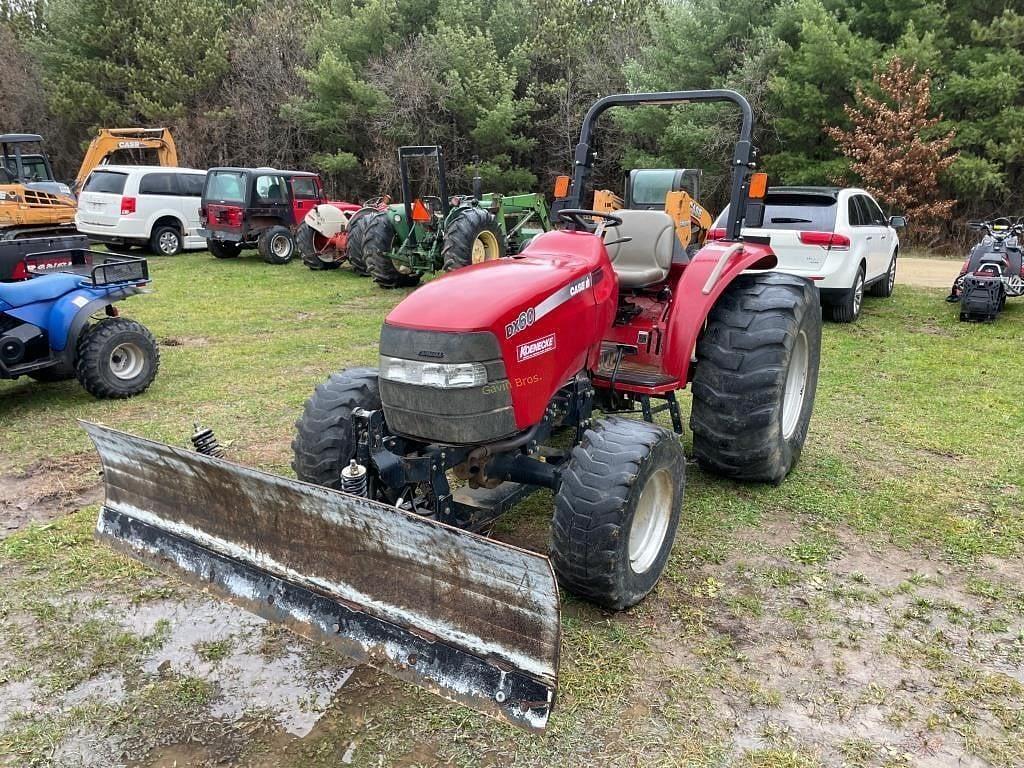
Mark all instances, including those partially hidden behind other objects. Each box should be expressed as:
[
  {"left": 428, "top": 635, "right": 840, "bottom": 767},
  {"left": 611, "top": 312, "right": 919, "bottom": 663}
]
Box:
[{"left": 363, "top": 146, "right": 551, "bottom": 288}]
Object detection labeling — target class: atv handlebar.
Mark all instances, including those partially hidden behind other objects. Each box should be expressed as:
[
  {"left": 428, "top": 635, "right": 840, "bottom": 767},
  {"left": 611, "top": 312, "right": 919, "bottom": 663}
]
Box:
[
  {"left": 567, "top": 89, "right": 757, "bottom": 242},
  {"left": 969, "top": 217, "right": 1024, "bottom": 239}
]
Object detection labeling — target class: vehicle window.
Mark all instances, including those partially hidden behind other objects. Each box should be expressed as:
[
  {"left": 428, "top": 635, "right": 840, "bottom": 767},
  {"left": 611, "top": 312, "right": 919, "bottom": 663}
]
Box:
[
  {"left": 83, "top": 170, "right": 128, "bottom": 194},
  {"left": 718, "top": 193, "right": 838, "bottom": 231},
  {"left": 180, "top": 174, "right": 206, "bottom": 197},
  {"left": 863, "top": 195, "right": 887, "bottom": 225},
  {"left": 291, "top": 177, "right": 319, "bottom": 200},
  {"left": 3, "top": 156, "right": 53, "bottom": 182},
  {"left": 255, "top": 175, "right": 286, "bottom": 203},
  {"left": 630, "top": 170, "right": 676, "bottom": 206},
  {"left": 206, "top": 171, "right": 246, "bottom": 203},
  {"left": 138, "top": 173, "right": 178, "bottom": 196},
  {"left": 847, "top": 197, "right": 865, "bottom": 226}
]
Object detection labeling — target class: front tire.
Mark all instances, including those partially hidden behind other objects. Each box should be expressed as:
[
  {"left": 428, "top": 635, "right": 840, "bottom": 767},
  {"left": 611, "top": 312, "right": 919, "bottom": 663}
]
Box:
[
  {"left": 75, "top": 318, "right": 160, "bottom": 399},
  {"left": 827, "top": 264, "right": 865, "bottom": 323},
  {"left": 551, "top": 417, "right": 685, "bottom": 610},
  {"left": 258, "top": 225, "right": 295, "bottom": 265},
  {"left": 441, "top": 207, "right": 506, "bottom": 271},
  {"left": 297, "top": 222, "right": 340, "bottom": 270},
  {"left": 690, "top": 272, "right": 821, "bottom": 484},
  {"left": 150, "top": 224, "right": 183, "bottom": 256},
  {"left": 292, "top": 368, "right": 381, "bottom": 490},
  {"left": 208, "top": 240, "right": 242, "bottom": 259}
]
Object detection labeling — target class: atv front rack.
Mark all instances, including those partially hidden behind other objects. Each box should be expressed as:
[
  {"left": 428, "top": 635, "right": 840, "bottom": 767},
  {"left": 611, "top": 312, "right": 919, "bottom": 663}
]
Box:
[{"left": 83, "top": 422, "right": 560, "bottom": 731}]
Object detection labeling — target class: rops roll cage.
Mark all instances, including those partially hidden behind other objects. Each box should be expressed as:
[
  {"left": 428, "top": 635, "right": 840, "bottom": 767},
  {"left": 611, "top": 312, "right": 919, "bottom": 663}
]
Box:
[{"left": 566, "top": 89, "right": 759, "bottom": 242}]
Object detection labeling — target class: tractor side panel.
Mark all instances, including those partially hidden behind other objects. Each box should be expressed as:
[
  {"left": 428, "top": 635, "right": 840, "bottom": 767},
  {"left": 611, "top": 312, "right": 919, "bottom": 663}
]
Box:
[{"left": 661, "top": 240, "right": 778, "bottom": 383}]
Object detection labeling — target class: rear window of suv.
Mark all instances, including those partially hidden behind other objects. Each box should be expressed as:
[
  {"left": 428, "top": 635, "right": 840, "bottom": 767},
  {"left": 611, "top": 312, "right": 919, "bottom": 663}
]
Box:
[
  {"left": 717, "top": 192, "right": 839, "bottom": 232},
  {"left": 83, "top": 170, "right": 127, "bottom": 194},
  {"left": 205, "top": 171, "right": 246, "bottom": 203}
]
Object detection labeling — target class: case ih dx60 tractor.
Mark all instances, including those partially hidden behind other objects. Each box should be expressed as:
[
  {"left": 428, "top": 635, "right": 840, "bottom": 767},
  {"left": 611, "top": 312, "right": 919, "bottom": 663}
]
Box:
[{"left": 85, "top": 90, "right": 821, "bottom": 732}]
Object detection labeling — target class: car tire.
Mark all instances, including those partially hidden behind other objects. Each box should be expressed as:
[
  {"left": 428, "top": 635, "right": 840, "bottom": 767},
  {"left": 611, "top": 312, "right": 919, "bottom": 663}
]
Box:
[
  {"left": 208, "top": 240, "right": 242, "bottom": 259},
  {"left": 827, "top": 264, "right": 865, "bottom": 323},
  {"left": 258, "top": 225, "right": 295, "bottom": 265},
  {"left": 551, "top": 416, "right": 685, "bottom": 610},
  {"left": 150, "top": 224, "right": 183, "bottom": 256},
  {"left": 868, "top": 252, "right": 897, "bottom": 298}
]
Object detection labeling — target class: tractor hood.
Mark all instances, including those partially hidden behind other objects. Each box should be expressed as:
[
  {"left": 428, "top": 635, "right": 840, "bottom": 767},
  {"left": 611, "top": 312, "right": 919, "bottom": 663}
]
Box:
[{"left": 385, "top": 231, "right": 607, "bottom": 334}]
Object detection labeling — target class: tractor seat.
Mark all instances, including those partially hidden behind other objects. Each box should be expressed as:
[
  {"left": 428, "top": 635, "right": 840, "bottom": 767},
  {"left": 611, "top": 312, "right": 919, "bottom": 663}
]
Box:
[
  {"left": 0, "top": 273, "right": 83, "bottom": 308},
  {"left": 604, "top": 210, "right": 675, "bottom": 288}
]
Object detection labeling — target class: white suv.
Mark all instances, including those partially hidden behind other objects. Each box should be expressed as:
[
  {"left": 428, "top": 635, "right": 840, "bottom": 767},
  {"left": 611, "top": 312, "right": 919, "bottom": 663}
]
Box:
[
  {"left": 711, "top": 187, "right": 905, "bottom": 322},
  {"left": 75, "top": 165, "right": 207, "bottom": 256}
]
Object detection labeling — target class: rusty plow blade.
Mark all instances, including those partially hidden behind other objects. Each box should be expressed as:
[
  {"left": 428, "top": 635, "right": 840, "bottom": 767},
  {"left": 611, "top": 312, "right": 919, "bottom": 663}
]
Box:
[{"left": 82, "top": 422, "right": 560, "bottom": 731}]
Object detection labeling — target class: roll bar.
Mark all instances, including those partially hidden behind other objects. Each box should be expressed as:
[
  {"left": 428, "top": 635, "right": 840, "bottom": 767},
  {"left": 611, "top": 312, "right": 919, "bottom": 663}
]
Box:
[{"left": 568, "top": 89, "right": 758, "bottom": 241}]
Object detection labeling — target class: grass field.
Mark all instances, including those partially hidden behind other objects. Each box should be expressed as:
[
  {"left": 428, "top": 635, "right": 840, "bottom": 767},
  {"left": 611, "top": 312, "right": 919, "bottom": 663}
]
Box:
[{"left": 1, "top": 252, "right": 1023, "bottom": 767}]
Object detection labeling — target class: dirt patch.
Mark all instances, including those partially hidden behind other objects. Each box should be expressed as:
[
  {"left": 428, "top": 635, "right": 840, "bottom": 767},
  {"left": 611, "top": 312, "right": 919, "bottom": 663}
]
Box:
[
  {"left": 0, "top": 453, "right": 102, "bottom": 536},
  {"left": 159, "top": 336, "right": 210, "bottom": 347},
  {"left": 897, "top": 257, "right": 962, "bottom": 289}
]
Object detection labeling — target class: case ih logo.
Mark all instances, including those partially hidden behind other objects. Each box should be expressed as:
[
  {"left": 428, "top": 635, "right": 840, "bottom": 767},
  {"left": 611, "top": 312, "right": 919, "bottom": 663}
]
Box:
[
  {"left": 517, "top": 333, "right": 556, "bottom": 362},
  {"left": 568, "top": 275, "right": 592, "bottom": 297},
  {"left": 505, "top": 308, "right": 536, "bottom": 338}
]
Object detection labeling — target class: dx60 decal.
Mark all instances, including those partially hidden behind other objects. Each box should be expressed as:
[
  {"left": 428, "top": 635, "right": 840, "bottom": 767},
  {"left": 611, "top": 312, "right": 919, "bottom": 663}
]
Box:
[{"left": 505, "top": 273, "right": 595, "bottom": 338}]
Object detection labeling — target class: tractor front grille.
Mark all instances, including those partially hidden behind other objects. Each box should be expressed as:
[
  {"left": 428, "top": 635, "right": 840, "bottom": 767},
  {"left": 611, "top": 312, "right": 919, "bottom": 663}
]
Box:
[{"left": 378, "top": 324, "right": 517, "bottom": 445}]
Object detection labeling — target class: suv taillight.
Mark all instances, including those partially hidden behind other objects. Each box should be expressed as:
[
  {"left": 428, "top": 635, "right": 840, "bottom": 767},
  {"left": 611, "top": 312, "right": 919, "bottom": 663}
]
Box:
[
  {"left": 120, "top": 196, "right": 137, "bottom": 216},
  {"left": 798, "top": 231, "right": 850, "bottom": 250}
]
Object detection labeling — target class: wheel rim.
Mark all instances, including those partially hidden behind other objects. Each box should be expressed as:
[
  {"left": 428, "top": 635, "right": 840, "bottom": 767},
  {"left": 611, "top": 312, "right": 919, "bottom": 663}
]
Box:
[
  {"left": 158, "top": 231, "right": 179, "bottom": 254},
  {"left": 272, "top": 234, "right": 292, "bottom": 258},
  {"left": 782, "top": 329, "right": 810, "bottom": 440},
  {"left": 853, "top": 272, "right": 864, "bottom": 315},
  {"left": 471, "top": 231, "right": 501, "bottom": 264},
  {"left": 888, "top": 259, "right": 896, "bottom": 291},
  {"left": 629, "top": 468, "right": 673, "bottom": 575},
  {"left": 109, "top": 342, "right": 145, "bottom": 380}
]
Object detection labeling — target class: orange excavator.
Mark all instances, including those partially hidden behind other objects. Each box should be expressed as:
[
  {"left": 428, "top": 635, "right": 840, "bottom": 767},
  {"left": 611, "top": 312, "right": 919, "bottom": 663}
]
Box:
[{"left": 1, "top": 128, "right": 178, "bottom": 241}]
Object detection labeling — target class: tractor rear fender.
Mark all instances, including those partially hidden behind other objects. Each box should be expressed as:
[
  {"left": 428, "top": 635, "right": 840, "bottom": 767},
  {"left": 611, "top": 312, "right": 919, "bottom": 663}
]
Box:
[
  {"left": 304, "top": 203, "right": 351, "bottom": 238},
  {"left": 662, "top": 239, "right": 777, "bottom": 381}
]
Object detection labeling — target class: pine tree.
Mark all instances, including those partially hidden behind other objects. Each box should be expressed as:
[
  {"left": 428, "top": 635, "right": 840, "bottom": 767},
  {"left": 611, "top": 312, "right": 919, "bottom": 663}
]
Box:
[{"left": 826, "top": 57, "right": 958, "bottom": 245}]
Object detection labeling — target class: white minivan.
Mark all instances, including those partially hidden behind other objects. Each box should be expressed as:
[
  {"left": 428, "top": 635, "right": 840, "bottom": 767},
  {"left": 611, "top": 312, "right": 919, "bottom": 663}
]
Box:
[
  {"left": 75, "top": 165, "right": 207, "bottom": 255},
  {"left": 711, "top": 187, "right": 906, "bottom": 322}
]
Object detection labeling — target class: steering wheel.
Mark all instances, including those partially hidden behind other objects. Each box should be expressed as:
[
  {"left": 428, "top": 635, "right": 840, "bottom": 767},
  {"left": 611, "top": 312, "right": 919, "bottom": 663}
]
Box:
[{"left": 557, "top": 208, "right": 623, "bottom": 232}]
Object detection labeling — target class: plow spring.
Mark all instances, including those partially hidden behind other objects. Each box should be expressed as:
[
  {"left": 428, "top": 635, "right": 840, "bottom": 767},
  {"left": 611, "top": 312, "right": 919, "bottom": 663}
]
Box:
[{"left": 83, "top": 421, "right": 560, "bottom": 731}]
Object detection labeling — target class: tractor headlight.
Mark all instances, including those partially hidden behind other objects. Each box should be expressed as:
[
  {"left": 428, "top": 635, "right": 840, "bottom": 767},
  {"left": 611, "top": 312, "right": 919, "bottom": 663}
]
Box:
[{"left": 379, "top": 356, "right": 488, "bottom": 389}]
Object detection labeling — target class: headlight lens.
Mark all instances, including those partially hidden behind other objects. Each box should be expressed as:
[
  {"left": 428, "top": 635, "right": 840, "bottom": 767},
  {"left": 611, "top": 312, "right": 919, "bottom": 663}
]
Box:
[{"left": 379, "top": 356, "right": 487, "bottom": 388}]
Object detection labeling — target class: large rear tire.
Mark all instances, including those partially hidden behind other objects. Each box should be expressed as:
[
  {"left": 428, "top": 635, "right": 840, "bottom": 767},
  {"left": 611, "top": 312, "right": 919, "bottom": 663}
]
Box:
[
  {"left": 690, "top": 272, "right": 821, "bottom": 484},
  {"left": 297, "top": 222, "right": 340, "bottom": 270},
  {"left": 364, "top": 212, "right": 420, "bottom": 289},
  {"left": 292, "top": 368, "right": 381, "bottom": 490},
  {"left": 441, "top": 207, "right": 506, "bottom": 271},
  {"left": 75, "top": 317, "right": 160, "bottom": 399},
  {"left": 346, "top": 210, "right": 374, "bottom": 276},
  {"left": 551, "top": 417, "right": 685, "bottom": 610}
]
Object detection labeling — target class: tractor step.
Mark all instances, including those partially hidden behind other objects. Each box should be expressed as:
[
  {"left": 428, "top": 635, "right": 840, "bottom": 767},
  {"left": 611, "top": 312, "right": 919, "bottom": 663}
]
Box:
[
  {"left": 452, "top": 481, "right": 541, "bottom": 532},
  {"left": 83, "top": 422, "right": 560, "bottom": 731}
]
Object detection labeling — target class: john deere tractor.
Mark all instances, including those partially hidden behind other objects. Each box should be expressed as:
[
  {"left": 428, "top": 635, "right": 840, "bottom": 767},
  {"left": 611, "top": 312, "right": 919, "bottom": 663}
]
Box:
[{"left": 363, "top": 146, "right": 551, "bottom": 288}]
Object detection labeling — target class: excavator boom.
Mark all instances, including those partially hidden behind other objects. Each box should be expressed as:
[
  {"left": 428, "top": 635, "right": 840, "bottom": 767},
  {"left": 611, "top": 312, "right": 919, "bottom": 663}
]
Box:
[{"left": 75, "top": 128, "right": 178, "bottom": 189}]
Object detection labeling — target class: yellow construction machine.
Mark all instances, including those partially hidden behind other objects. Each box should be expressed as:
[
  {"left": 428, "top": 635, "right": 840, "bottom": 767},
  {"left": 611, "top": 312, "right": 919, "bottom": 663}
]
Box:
[
  {"left": 74, "top": 127, "right": 178, "bottom": 190},
  {"left": 594, "top": 168, "right": 714, "bottom": 256},
  {"left": 0, "top": 134, "right": 78, "bottom": 240}
]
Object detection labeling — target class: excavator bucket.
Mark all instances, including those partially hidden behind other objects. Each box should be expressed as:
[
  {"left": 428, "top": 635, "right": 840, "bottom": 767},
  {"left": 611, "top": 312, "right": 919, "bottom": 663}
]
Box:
[{"left": 83, "top": 422, "right": 560, "bottom": 731}]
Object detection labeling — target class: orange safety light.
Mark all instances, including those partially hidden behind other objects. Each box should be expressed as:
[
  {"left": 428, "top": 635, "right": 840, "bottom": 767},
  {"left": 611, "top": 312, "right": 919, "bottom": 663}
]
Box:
[
  {"left": 411, "top": 199, "right": 432, "bottom": 223},
  {"left": 748, "top": 172, "right": 768, "bottom": 199},
  {"left": 553, "top": 175, "right": 571, "bottom": 199}
]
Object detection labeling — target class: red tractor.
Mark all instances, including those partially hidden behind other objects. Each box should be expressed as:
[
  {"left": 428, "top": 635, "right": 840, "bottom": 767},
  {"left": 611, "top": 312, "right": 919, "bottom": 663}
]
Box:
[
  {"left": 199, "top": 167, "right": 361, "bottom": 264},
  {"left": 86, "top": 90, "right": 822, "bottom": 732},
  {"left": 296, "top": 195, "right": 391, "bottom": 274}
]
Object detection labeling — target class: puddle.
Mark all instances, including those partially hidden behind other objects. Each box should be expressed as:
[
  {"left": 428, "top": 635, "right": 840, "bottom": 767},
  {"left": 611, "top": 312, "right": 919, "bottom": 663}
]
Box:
[{"left": 122, "top": 599, "right": 353, "bottom": 737}]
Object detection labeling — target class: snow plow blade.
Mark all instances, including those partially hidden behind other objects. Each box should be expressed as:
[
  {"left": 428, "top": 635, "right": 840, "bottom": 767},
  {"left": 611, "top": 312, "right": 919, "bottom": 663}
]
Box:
[{"left": 82, "top": 422, "right": 560, "bottom": 731}]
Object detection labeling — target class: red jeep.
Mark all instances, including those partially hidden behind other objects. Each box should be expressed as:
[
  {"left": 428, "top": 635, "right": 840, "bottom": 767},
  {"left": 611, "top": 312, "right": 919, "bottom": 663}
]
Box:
[{"left": 199, "top": 168, "right": 359, "bottom": 264}]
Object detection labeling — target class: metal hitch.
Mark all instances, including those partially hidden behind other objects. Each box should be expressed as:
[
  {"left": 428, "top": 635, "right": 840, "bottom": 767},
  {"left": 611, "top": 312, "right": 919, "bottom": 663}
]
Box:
[{"left": 82, "top": 421, "right": 560, "bottom": 731}]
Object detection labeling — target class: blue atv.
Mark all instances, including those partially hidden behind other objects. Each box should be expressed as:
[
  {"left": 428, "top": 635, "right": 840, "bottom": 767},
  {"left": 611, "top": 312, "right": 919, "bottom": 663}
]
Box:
[{"left": 0, "top": 248, "right": 159, "bottom": 398}]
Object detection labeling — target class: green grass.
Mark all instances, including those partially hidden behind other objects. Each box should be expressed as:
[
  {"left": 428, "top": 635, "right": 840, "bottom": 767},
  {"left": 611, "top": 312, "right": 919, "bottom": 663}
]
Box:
[{"left": 1, "top": 252, "right": 1023, "bottom": 766}]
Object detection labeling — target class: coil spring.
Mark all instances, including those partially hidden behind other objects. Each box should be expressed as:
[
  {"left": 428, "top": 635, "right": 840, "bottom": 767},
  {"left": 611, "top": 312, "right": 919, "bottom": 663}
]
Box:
[
  {"left": 191, "top": 424, "right": 225, "bottom": 458},
  {"left": 341, "top": 459, "right": 368, "bottom": 497}
]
